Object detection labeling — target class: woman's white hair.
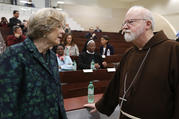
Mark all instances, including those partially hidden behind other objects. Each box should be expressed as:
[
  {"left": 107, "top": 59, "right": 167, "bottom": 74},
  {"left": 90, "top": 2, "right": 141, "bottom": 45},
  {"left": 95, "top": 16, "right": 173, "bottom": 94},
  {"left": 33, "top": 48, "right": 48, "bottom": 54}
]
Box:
[
  {"left": 127, "top": 6, "right": 154, "bottom": 31},
  {"left": 27, "top": 8, "right": 65, "bottom": 40}
]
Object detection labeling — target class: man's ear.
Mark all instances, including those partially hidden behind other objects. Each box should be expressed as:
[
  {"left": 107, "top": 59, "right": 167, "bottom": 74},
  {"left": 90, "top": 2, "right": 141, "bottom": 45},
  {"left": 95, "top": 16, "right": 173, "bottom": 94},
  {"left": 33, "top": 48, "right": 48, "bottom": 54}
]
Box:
[{"left": 146, "top": 20, "right": 152, "bottom": 30}]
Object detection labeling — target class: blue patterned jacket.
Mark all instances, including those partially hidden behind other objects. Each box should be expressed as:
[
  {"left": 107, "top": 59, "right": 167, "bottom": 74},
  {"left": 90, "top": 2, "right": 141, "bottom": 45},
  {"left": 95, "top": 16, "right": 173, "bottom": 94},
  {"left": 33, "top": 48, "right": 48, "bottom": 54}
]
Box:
[{"left": 0, "top": 38, "right": 67, "bottom": 119}]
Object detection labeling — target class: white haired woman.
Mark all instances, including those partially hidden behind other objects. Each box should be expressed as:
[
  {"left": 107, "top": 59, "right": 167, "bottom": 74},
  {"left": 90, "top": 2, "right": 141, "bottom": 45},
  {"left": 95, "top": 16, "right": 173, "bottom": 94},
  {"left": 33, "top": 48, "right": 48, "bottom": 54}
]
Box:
[{"left": 0, "top": 8, "right": 67, "bottom": 119}]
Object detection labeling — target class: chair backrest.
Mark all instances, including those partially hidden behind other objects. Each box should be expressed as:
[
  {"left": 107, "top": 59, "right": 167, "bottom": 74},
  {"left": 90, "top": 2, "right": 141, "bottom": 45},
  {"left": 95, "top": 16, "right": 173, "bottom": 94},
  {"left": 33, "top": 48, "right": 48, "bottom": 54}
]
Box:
[{"left": 60, "top": 69, "right": 115, "bottom": 98}]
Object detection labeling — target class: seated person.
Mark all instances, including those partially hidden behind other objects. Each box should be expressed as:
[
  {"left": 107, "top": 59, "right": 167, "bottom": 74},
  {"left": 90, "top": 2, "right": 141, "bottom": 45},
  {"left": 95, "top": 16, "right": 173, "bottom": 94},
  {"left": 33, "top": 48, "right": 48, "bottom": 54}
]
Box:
[
  {"left": 22, "top": 20, "right": 28, "bottom": 35},
  {"left": 85, "top": 27, "right": 97, "bottom": 40},
  {"left": 6, "top": 25, "right": 26, "bottom": 46},
  {"left": 24, "top": 0, "right": 35, "bottom": 7},
  {"left": 100, "top": 35, "right": 114, "bottom": 57},
  {"left": 64, "top": 24, "right": 71, "bottom": 34},
  {"left": 82, "top": 39, "right": 90, "bottom": 52},
  {"left": 78, "top": 40, "right": 107, "bottom": 70},
  {"left": 64, "top": 33, "right": 79, "bottom": 56},
  {"left": 176, "top": 32, "right": 179, "bottom": 42},
  {"left": 0, "top": 17, "right": 8, "bottom": 28},
  {"left": 56, "top": 44, "right": 73, "bottom": 72},
  {"left": 94, "top": 26, "right": 102, "bottom": 32}
]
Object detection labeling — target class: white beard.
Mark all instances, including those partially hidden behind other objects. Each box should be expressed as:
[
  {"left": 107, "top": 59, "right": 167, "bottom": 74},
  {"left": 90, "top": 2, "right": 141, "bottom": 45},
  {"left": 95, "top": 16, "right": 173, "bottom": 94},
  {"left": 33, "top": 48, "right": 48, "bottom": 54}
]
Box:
[
  {"left": 123, "top": 25, "right": 145, "bottom": 42},
  {"left": 124, "top": 31, "right": 136, "bottom": 42}
]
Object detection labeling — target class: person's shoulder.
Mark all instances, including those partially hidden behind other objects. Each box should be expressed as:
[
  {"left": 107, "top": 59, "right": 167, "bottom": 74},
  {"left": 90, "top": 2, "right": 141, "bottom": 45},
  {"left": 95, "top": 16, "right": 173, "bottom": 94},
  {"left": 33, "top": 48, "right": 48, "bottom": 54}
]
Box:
[
  {"left": 80, "top": 51, "right": 86, "bottom": 55},
  {"left": 121, "top": 47, "right": 135, "bottom": 59},
  {"left": 17, "top": 18, "right": 21, "bottom": 22},
  {"left": 124, "top": 47, "right": 134, "bottom": 54},
  {"left": 85, "top": 32, "right": 91, "bottom": 36},
  {"left": 79, "top": 52, "right": 87, "bottom": 56},
  {"left": 100, "top": 46, "right": 103, "bottom": 49},
  {"left": 65, "top": 55, "right": 71, "bottom": 59},
  {"left": 156, "top": 39, "right": 179, "bottom": 55},
  {"left": 49, "top": 49, "right": 57, "bottom": 58},
  {"left": 94, "top": 52, "right": 101, "bottom": 57},
  {"left": 107, "top": 44, "right": 113, "bottom": 48},
  {"left": 74, "top": 44, "right": 78, "bottom": 47},
  {"left": 9, "top": 17, "right": 14, "bottom": 20},
  {"left": 21, "top": 35, "right": 27, "bottom": 39},
  {"left": 162, "top": 39, "right": 179, "bottom": 47},
  {"left": 7, "top": 35, "right": 14, "bottom": 38},
  {"left": 1, "top": 41, "right": 26, "bottom": 60},
  {"left": 72, "top": 44, "right": 78, "bottom": 47},
  {"left": 10, "top": 41, "right": 26, "bottom": 53}
]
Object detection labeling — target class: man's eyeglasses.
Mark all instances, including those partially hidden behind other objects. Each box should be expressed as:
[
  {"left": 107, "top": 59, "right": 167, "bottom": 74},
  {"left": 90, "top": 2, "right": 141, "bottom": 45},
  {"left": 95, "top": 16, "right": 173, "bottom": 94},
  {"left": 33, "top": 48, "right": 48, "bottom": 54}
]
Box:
[{"left": 122, "top": 19, "right": 147, "bottom": 27}]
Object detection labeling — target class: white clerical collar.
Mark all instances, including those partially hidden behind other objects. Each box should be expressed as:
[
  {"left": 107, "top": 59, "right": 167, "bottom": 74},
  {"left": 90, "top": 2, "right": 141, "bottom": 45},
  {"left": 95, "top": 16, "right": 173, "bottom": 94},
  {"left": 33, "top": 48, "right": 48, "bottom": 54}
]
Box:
[
  {"left": 86, "top": 50, "right": 95, "bottom": 54},
  {"left": 138, "top": 48, "right": 143, "bottom": 50}
]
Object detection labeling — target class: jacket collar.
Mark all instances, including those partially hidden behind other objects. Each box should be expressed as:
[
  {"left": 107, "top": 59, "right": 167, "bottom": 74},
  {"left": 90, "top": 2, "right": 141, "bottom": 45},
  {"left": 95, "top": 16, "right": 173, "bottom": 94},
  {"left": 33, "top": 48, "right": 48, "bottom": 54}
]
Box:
[
  {"left": 86, "top": 50, "right": 95, "bottom": 54},
  {"left": 134, "top": 30, "right": 168, "bottom": 50},
  {"left": 24, "top": 38, "right": 52, "bottom": 75}
]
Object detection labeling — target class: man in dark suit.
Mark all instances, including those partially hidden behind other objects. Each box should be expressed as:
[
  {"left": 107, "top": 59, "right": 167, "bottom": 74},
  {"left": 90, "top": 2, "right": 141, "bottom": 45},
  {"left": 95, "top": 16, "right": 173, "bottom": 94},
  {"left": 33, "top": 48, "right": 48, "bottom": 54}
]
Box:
[
  {"left": 9, "top": 10, "right": 23, "bottom": 34},
  {"left": 85, "top": 27, "right": 97, "bottom": 40},
  {"left": 94, "top": 26, "right": 102, "bottom": 32}
]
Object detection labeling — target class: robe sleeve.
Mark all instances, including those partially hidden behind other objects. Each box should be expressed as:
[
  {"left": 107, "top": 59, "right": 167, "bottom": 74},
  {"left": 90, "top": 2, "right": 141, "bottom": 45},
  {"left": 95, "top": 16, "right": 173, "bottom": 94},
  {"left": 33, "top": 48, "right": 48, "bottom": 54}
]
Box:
[
  {"left": 95, "top": 68, "right": 120, "bottom": 116},
  {"left": 95, "top": 53, "right": 104, "bottom": 69},
  {"left": 78, "top": 53, "right": 90, "bottom": 69},
  {"left": 172, "top": 45, "right": 179, "bottom": 119}
]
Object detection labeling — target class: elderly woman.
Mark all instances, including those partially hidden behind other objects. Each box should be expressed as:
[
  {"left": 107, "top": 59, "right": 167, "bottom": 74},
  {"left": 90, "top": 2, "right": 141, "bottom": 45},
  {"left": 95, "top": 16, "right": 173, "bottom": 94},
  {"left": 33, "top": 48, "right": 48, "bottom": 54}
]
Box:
[
  {"left": 0, "top": 8, "right": 67, "bottom": 119},
  {"left": 78, "top": 40, "right": 107, "bottom": 70}
]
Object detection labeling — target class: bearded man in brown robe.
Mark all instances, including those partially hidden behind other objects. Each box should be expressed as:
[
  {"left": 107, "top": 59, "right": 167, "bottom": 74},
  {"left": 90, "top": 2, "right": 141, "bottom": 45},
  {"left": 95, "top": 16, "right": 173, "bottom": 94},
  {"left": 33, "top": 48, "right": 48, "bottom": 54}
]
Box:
[{"left": 84, "top": 5, "right": 179, "bottom": 119}]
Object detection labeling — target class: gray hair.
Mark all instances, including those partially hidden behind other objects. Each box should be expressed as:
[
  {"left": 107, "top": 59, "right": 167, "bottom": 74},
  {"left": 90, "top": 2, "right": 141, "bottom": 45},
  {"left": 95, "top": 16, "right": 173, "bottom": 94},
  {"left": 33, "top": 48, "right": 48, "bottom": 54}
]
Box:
[
  {"left": 127, "top": 6, "right": 154, "bottom": 31},
  {"left": 27, "top": 8, "right": 65, "bottom": 40},
  {"left": 13, "top": 25, "right": 21, "bottom": 32}
]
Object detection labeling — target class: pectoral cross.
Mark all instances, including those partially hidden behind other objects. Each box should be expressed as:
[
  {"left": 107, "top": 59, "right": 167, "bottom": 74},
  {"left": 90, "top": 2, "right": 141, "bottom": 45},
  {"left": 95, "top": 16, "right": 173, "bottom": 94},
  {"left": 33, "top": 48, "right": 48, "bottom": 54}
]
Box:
[
  {"left": 119, "top": 73, "right": 128, "bottom": 102},
  {"left": 119, "top": 93, "right": 127, "bottom": 119},
  {"left": 119, "top": 96, "right": 127, "bottom": 102}
]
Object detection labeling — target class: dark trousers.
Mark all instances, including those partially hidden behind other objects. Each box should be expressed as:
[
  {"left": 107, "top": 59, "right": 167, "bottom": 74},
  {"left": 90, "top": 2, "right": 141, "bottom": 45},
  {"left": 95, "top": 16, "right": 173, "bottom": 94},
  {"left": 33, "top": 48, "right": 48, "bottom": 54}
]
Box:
[{"left": 11, "top": 0, "right": 17, "bottom": 5}]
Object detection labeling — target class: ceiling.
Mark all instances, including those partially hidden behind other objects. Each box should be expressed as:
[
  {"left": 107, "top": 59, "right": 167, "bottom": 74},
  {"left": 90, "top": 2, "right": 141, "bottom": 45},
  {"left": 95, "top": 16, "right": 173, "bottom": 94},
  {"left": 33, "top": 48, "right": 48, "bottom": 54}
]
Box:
[{"left": 51, "top": 0, "right": 141, "bottom": 8}]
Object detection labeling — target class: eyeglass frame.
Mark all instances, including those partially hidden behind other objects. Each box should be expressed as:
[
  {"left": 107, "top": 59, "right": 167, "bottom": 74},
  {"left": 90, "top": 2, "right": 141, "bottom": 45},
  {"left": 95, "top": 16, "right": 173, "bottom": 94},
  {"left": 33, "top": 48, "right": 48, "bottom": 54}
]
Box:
[{"left": 122, "top": 19, "right": 148, "bottom": 27}]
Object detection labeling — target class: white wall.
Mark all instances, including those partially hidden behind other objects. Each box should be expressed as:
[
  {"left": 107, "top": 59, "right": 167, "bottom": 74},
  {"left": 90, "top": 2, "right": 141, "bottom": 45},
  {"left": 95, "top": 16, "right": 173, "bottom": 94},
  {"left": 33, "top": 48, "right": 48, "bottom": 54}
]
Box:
[
  {"left": 0, "top": 0, "right": 45, "bottom": 21},
  {"left": 132, "top": 0, "right": 179, "bottom": 32},
  {"left": 0, "top": 3, "right": 38, "bottom": 21},
  {"left": 58, "top": 0, "right": 179, "bottom": 34},
  {"left": 32, "top": 0, "right": 45, "bottom": 8},
  {"left": 63, "top": 4, "right": 129, "bottom": 32},
  {"left": 51, "top": 0, "right": 131, "bottom": 32},
  {"left": 18, "top": 0, "right": 45, "bottom": 8},
  {"left": 1, "top": 0, "right": 179, "bottom": 33},
  {"left": 0, "top": 3, "right": 84, "bottom": 31}
]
